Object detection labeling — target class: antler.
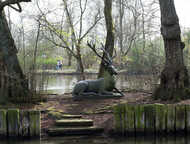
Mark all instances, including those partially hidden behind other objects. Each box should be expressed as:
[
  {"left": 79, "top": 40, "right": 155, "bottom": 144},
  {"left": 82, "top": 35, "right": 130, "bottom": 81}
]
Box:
[
  {"left": 99, "top": 43, "right": 112, "bottom": 65},
  {"left": 87, "top": 41, "right": 117, "bottom": 66},
  {"left": 87, "top": 41, "right": 109, "bottom": 65}
]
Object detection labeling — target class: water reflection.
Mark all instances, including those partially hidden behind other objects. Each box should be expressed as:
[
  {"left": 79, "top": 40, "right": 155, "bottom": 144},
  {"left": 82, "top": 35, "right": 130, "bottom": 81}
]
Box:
[
  {"left": 1, "top": 136, "right": 190, "bottom": 144},
  {"left": 36, "top": 74, "right": 159, "bottom": 94}
]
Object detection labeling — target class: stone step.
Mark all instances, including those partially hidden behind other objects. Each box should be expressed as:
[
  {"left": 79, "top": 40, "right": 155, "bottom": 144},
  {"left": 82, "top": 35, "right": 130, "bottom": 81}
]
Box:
[
  {"left": 62, "top": 114, "right": 82, "bottom": 119},
  {"left": 55, "top": 119, "right": 93, "bottom": 127},
  {"left": 48, "top": 126, "right": 104, "bottom": 136}
]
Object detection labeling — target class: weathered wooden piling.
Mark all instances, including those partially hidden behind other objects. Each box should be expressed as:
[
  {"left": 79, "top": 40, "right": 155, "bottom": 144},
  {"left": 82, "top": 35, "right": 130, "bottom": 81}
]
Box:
[
  {"left": 175, "top": 105, "right": 186, "bottom": 132},
  {"left": 155, "top": 104, "right": 167, "bottom": 133},
  {"left": 29, "top": 110, "right": 41, "bottom": 137},
  {"left": 166, "top": 105, "right": 175, "bottom": 133},
  {"left": 144, "top": 104, "right": 156, "bottom": 134},
  {"left": 125, "top": 105, "right": 135, "bottom": 136},
  {"left": 121, "top": 104, "right": 126, "bottom": 135},
  {"left": 0, "top": 109, "right": 7, "bottom": 136},
  {"left": 7, "top": 109, "right": 19, "bottom": 137},
  {"left": 0, "top": 109, "right": 41, "bottom": 138},
  {"left": 185, "top": 105, "right": 190, "bottom": 132},
  {"left": 113, "top": 104, "right": 190, "bottom": 136},
  {"left": 113, "top": 104, "right": 125, "bottom": 135},
  {"left": 135, "top": 105, "right": 145, "bottom": 134},
  {"left": 19, "top": 110, "right": 30, "bottom": 137}
]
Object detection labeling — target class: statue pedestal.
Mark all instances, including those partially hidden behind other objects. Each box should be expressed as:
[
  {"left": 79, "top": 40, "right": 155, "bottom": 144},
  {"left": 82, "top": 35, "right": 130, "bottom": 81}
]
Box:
[{"left": 73, "top": 92, "right": 123, "bottom": 100}]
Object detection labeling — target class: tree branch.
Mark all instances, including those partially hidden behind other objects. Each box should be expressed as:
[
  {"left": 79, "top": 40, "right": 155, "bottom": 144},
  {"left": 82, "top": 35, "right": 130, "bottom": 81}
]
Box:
[
  {"left": 8, "top": 3, "right": 22, "bottom": 12},
  {"left": 0, "top": 0, "right": 31, "bottom": 11}
]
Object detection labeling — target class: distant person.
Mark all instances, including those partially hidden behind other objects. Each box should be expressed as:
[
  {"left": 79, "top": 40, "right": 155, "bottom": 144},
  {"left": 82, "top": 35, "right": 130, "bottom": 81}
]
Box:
[
  {"left": 56, "top": 60, "right": 61, "bottom": 70},
  {"left": 59, "top": 61, "right": 63, "bottom": 70}
]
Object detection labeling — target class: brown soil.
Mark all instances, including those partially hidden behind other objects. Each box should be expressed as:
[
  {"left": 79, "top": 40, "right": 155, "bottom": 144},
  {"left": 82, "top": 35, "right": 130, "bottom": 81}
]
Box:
[{"left": 35, "top": 92, "right": 146, "bottom": 136}]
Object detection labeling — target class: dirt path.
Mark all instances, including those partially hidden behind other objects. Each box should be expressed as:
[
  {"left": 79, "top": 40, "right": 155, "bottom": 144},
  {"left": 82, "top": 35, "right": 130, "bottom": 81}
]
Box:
[{"left": 35, "top": 91, "right": 152, "bottom": 135}]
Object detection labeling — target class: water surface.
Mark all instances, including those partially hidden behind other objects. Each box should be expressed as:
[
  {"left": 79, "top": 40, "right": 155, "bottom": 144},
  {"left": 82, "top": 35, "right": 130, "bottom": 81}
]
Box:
[
  {"left": 36, "top": 74, "right": 158, "bottom": 94},
  {"left": 1, "top": 136, "right": 189, "bottom": 144}
]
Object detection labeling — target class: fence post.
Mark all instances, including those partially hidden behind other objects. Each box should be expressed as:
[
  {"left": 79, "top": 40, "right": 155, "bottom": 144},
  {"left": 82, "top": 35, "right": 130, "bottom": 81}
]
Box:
[
  {"left": 19, "top": 110, "right": 30, "bottom": 137},
  {"left": 7, "top": 109, "right": 19, "bottom": 137},
  {"left": 29, "top": 110, "right": 41, "bottom": 137},
  {"left": 0, "top": 109, "right": 7, "bottom": 137}
]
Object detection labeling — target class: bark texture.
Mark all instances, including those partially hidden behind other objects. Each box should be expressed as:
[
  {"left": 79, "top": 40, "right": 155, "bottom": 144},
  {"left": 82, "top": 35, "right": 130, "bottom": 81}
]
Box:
[
  {"left": 98, "top": 0, "right": 114, "bottom": 77},
  {"left": 153, "top": 0, "right": 190, "bottom": 101},
  {"left": 0, "top": 9, "right": 30, "bottom": 103},
  {"left": 98, "top": 0, "right": 115, "bottom": 91}
]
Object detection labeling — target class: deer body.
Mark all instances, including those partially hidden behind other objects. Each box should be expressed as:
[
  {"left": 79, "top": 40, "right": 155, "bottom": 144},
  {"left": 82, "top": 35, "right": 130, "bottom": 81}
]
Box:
[{"left": 72, "top": 78, "right": 105, "bottom": 97}]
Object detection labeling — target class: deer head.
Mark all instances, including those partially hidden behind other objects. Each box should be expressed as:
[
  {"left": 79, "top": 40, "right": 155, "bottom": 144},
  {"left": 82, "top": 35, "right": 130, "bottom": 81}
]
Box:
[{"left": 87, "top": 41, "right": 117, "bottom": 76}]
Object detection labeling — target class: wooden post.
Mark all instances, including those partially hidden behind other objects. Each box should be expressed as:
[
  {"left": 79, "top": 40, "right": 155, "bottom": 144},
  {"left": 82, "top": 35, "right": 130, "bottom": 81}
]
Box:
[
  {"left": 7, "top": 109, "right": 19, "bottom": 136},
  {"left": 113, "top": 104, "right": 123, "bottom": 135},
  {"left": 125, "top": 104, "right": 135, "bottom": 136},
  {"left": 185, "top": 105, "right": 190, "bottom": 132},
  {"left": 135, "top": 105, "right": 145, "bottom": 135},
  {"left": 166, "top": 105, "right": 175, "bottom": 133},
  {"left": 0, "top": 109, "right": 7, "bottom": 136},
  {"left": 144, "top": 104, "right": 156, "bottom": 135},
  {"left": 155, "top": 104, "right": 167, "bottom": 134},
  {"left": 19, "top": 110, "right": 30, "bottom": 137},
  {"left": 175, "top": 105, "right": 186, "bottom": 132},
  {"left": 29, "top": 110, "right": 41, "bottom": 137}
]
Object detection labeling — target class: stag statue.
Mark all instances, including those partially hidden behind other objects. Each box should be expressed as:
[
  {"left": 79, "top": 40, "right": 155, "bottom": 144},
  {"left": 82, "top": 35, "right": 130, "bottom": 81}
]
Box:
[{"left": 72, "top": 41, "right": 124, "bottom": 100}]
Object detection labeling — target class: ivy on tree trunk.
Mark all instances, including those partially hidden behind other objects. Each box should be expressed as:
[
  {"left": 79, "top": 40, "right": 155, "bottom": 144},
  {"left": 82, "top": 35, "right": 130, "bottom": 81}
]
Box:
[{"left": 153, "top": 0, "right": 190, "bottom": 101}]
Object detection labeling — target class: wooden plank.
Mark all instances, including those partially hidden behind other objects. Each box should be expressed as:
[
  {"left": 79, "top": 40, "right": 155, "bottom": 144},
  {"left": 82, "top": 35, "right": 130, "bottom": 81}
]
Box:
[
  {"left": 125, "top": 104, "right": 135, "bottom": 136},
  {"left": 113, "top": 104, "right": 123, "bottom": 134},
  {"left": 0, "top": 109, "right": 7, "bottom": 137},
  {"left": 135, "top": 105, "right": 145, "bottom": 135},
  {"left": 29, "top": 110, "right": 41, "bottom": 137},
  {"left": 155, "top": 104, "right": 167, "bottom": 134},
  {"left": 144, "top": 104, "right": 156, "bottom": 135},
  {"left": 7, "top": 109, "right": 19, "bottom": 137},
  {"left": 185, "top": 105, "right": 190, "bottom": 132},
  {"left": 175, "top": 105, "right": 186, "bottom": 132},
  {"left": 19, "top": 110, "right": 29, "bottom": 137},
  {"left": 166, "top": 105, "right": 175, "bottom": 133}
]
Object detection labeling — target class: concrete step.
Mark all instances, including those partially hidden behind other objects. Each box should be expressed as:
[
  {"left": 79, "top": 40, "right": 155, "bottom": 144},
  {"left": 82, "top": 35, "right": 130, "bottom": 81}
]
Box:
[
  {"left": 48, "top": 126, "right": 104, "bottom": 136},
  {"left": 55, "top": 119, "right": 93, "bottom": 127}
]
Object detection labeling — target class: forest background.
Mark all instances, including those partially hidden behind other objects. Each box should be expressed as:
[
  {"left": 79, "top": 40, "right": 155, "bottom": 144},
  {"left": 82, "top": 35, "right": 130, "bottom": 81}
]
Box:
[{"left": 4, "top": 0, "right": 190, "bottom": 92}]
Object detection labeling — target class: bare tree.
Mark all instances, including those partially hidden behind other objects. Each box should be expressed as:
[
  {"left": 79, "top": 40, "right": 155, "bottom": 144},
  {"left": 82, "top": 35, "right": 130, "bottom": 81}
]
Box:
[{"left": 38, "top": 0, "right": 102, "bottom": 80}]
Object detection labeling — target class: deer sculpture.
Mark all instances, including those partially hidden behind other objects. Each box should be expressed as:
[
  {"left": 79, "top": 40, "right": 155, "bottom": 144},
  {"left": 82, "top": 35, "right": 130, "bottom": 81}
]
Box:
[{"left": 72, "top": 41, "right": 124, "bottom": 100}]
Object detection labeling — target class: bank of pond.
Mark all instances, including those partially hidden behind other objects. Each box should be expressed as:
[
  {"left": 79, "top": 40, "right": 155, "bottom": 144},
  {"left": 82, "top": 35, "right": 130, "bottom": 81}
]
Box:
[
  {"left": 114, "top": 104, "right": 190, "bottom": 136},
  {"left": 1, "top": 104, "right": 190, "bottom": 139}
]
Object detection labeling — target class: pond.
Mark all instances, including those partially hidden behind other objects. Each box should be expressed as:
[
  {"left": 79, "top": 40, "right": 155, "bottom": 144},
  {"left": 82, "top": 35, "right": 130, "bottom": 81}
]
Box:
[
  {"left": 36, "top": 73, "right": 159, "bottom": 94},
  {"left": 1, "top": 136, "right": 189, "bottom": 144}
]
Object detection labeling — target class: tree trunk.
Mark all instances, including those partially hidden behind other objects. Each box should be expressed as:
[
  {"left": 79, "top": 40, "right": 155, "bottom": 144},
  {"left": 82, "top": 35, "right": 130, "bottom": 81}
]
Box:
[
  {"left": 76, "top": 43, "right": 85, "bottom": 80},
  {"left": 153, "top": 0, "right": 189, "bottom": 101},
  {"left": 0, "top": 11, "right": 30, "bottom": 103},
  {"left": 98, "top": 0, "right": 115, "bottom": 78}
]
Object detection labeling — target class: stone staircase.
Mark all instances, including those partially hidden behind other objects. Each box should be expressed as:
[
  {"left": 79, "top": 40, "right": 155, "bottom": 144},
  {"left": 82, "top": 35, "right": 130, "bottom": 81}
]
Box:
[{"left": 47, "top": 114, "right": 104, "bottom": 136}]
